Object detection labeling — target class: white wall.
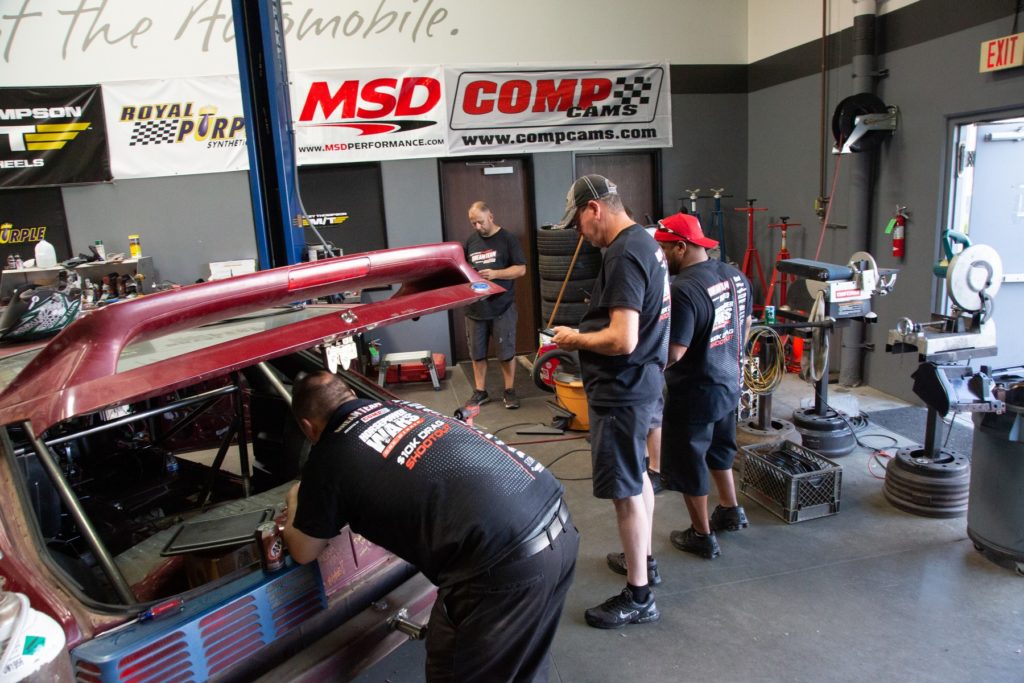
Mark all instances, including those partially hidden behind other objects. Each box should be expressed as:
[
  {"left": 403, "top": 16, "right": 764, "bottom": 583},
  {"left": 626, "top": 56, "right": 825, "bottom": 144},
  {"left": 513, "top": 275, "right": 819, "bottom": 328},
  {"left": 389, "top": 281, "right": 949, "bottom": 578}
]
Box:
[
  {"left": 746, "top": 0, "right": 920, "bottom": 63},
  {"left": 0, "top": 0, "right": 748, "bottom": 87}
]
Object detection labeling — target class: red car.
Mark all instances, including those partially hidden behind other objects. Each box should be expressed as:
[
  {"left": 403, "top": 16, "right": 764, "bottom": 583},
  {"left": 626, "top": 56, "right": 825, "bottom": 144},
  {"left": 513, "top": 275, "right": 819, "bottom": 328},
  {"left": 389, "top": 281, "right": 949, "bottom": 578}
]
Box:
[{"left": 0, "top": 243, "right": 498, "bottom": 681}]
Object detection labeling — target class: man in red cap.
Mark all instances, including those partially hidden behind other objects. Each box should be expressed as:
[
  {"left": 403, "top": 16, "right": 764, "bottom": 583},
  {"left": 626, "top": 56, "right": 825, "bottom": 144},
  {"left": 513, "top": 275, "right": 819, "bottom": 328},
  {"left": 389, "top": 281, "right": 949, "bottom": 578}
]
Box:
[{"left": 654, "top": 212, "right": 752, "bottom": 560}]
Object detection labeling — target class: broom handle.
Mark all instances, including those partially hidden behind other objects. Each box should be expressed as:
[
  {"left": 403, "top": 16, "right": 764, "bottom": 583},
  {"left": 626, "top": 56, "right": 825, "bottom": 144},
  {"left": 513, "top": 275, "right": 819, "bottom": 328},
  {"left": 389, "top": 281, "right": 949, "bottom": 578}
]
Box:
[{"left": 545, "top": 233, "right": 586, "bottom": 330}]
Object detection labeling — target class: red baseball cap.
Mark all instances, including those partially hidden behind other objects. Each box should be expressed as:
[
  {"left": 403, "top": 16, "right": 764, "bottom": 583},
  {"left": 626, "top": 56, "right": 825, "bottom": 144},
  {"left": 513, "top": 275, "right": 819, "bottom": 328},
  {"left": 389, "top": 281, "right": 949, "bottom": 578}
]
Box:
[{"left": 654, "top": 213, "right": 718, "bottom": 249}]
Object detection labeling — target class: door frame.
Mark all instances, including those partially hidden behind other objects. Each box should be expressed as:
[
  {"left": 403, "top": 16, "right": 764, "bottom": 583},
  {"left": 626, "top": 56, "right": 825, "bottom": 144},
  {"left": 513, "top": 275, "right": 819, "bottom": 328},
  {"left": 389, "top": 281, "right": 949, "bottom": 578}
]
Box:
[{"left": 438, "top": 155, "right": 539, "bottom": 363}]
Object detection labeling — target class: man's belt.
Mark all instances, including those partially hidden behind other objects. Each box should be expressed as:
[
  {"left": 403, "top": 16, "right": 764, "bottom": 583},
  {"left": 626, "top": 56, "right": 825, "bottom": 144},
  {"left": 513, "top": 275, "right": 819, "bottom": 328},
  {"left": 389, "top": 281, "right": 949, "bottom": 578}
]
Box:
[{"left": 504, "top": 499, "right": 571, "bottom": 563}]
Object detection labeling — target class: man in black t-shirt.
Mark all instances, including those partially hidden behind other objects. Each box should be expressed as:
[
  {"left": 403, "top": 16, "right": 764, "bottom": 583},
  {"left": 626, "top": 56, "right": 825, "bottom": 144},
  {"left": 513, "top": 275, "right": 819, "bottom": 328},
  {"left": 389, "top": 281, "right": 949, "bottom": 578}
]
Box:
[
  {"left": 463, "top": 201, "right": 527, "bottom": 409},
  {"left": 655, "top": 213, "right": 752, "bottom": 561},
  {"left": 551, "top": 175, "right": 669, "bottom": 629},
  {"left": 282, "top": 372, "right": 577, "bottom": 682}
]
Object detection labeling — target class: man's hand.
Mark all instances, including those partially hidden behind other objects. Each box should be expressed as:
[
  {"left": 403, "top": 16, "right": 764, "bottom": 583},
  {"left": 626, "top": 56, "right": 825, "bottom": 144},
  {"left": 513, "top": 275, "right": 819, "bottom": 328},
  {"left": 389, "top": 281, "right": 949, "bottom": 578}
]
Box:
[
  {"left": 552, "top": 326, "right": 582, "bottom": 351},
  {"left": 281, "top": 481, "right": 329, "bottom": 564},
  {"left": 478, "top": 268, "right": 496, "bottom": 281}
]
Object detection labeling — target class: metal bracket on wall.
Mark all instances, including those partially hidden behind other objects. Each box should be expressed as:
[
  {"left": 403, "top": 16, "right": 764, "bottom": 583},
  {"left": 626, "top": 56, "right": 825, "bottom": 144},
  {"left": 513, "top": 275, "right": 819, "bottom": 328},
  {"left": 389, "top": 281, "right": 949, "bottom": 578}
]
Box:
[{"left": 834, "top": 106, "right": 899, "bottom": 155}]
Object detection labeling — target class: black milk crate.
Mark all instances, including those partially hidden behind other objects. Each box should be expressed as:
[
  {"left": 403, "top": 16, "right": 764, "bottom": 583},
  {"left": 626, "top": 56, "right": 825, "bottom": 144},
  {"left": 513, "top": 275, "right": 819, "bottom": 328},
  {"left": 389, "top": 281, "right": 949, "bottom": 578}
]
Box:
[{"left": 739, "top": 440, "right": 842, "bottom": 523}]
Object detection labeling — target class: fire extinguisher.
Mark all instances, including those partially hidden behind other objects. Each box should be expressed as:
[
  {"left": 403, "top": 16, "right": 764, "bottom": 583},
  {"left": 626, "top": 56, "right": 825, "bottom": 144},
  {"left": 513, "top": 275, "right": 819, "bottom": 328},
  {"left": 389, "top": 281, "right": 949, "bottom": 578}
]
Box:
[{"left": 886, "top": 205, "right": 908, "bottom": 259}]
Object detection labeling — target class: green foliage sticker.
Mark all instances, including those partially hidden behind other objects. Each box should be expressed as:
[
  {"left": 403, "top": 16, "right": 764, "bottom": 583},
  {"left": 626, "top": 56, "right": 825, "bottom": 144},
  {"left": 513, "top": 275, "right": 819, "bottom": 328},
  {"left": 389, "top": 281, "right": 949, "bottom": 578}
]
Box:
[{"left": 22, "top": 635, "right": 45, "bottom": 656}]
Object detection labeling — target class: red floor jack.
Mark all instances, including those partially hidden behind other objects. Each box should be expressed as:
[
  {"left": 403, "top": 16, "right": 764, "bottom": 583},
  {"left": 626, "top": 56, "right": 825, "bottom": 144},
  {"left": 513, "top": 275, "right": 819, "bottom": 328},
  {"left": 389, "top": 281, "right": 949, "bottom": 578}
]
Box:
[
  {"left": 735, "top": 199, "right": 768, "bottom": 313},
  {"left": 763, "top": 216, "right": 802, "bottom": 311}
]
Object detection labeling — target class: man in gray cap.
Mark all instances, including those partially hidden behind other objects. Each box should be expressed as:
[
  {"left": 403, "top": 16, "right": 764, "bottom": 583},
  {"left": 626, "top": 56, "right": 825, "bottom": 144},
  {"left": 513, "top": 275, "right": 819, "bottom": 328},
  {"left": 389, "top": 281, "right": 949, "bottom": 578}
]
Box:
[{"left": 551, "top": 174, "right": 670, "bottom": 629}]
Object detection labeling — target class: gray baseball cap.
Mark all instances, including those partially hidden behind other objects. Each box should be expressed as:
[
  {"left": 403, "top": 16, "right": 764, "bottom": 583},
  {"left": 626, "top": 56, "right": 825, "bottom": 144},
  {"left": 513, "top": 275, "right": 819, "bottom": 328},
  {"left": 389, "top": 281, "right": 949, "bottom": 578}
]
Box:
[{"left": 554, "top": 174, "right": 619, "bottom": 229}]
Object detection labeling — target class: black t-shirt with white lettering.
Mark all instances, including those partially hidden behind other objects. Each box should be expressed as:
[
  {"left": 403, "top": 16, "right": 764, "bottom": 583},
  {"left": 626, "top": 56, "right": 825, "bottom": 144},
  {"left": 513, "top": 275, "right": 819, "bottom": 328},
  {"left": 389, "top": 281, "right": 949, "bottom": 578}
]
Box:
[
  {"left": 464, "top": 229, "right": 526, "bottom": 319},
  {"left": 292, "top": 399, "right": 562, "bottom": 587},
  {"left": 664, "top": 259, "right": 751, "bottom": 423},
  {"left": 578, "top": 224, "right": 670, "bottom": 406}
]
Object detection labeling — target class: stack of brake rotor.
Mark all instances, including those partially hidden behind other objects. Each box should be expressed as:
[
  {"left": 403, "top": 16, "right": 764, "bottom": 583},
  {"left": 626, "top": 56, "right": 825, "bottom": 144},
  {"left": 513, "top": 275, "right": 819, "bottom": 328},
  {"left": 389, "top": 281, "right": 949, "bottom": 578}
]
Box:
[{"left": 536, "top": 225, "right": 601, "bottom": 327}]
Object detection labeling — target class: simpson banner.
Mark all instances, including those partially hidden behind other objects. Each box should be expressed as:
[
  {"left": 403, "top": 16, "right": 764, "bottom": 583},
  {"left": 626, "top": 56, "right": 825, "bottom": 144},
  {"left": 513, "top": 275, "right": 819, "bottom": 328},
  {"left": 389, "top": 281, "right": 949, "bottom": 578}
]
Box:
[
  {"left": 103, "top": 76, "right": 249, "bottom": 179},
  {"left": 291, "top": 66, "right": 448, "bottom": 164},
  {"left": 0, "top": 86, "right": 111, "bottom": 188},
  {"left": 444, "top": 63, "right": 672, "bottom": 156}
]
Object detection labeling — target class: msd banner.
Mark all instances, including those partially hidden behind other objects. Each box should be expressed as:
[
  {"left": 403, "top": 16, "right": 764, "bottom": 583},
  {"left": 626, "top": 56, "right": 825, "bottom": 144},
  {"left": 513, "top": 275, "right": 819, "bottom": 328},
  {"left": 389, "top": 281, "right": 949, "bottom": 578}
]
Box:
[
  {"left": 104, "top": 76, "right": 248, "bottom": 179},
  {"left": 445, "top": 63, "right": 671, "bottom": 156},
  {"left": 292, "top": 67, "right": 448, "bottom": 164}
]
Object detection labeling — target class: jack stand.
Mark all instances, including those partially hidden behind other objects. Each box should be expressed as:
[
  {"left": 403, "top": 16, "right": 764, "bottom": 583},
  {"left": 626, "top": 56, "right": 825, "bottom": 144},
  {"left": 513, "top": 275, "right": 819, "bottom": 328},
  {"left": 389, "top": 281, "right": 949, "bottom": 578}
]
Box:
[
  {"left": 735, "top": 199, "right": 769, "bottom": 312},
  {"left": 681, "top": 188, "right": 702, "bottom": 225},
  {"left": 763, "top": 217, "right": 802, "bottom": 311},
  {"left": 708, "top": 188, "right": 731, "bottom": 262}
]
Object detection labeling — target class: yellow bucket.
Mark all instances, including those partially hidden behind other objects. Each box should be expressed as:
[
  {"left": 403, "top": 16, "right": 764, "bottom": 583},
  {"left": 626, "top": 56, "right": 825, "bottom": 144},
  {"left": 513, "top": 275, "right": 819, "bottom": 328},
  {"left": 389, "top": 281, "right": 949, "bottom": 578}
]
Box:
[{"left": 553, "top": 372, "right": 589, "bottom": 431}]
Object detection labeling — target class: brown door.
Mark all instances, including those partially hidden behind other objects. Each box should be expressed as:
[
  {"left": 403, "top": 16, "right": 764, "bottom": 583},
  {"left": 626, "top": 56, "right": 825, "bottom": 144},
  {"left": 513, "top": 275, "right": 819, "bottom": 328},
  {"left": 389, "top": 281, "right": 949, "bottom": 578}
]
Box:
[
  {"left": 440, "top": 158, "right": 537, "bottom": 362},
  {"left": 575, "top": 151, "right": 659, "bottom": 225}
]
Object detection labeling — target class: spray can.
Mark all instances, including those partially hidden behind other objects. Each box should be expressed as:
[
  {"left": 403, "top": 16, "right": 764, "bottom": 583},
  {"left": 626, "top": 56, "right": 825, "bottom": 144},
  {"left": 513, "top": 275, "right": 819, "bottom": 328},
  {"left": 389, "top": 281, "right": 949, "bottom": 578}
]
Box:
[
  {"left": 94, "top": 239, "right": 106, "bottom": 260},
  {"left": 764, "top": 305, "right": 776, "bottom": 325},
  {"left": 128, "top": 234, "right": 142, "bottom": 258}
]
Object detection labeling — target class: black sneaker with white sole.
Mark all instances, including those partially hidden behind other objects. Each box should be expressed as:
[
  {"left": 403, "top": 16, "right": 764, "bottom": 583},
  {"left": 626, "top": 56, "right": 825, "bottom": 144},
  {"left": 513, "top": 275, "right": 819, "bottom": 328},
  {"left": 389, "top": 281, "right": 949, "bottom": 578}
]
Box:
[
  {"left": 710, "top": 504, "right": 749, "bottom": 532},
  {"left": 502, "top": 388, "right": 520, "bottom": 409},
  {"left": 605, "top": 552, "right": 662, "bottom": 586},
  {"left": 670, "top": 526, "right": 721, "bottom": 559},
  {"left": 584, "top": 588, "right": 660, "bottom": 629},
  {"left": 465, "top": 389, "right": 490, "bottom": 407}
]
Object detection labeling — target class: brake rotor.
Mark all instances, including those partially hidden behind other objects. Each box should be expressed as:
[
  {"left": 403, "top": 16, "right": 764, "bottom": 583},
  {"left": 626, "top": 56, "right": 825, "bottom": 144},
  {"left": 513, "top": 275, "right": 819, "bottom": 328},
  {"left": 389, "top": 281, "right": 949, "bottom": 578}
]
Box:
[{"left": 831, "top": 93, "right": 888, "bottom": 152}]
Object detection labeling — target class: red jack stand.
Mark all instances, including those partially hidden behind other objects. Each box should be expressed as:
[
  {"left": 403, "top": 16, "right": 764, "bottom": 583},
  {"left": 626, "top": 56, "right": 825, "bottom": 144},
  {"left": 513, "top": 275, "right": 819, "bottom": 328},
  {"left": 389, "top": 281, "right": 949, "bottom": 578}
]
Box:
[
  {"left": 763, "top": 216, "right": 802, "bottom": 311},
  {"left": 734, "top": 199, "right": 768, "bottom": 311}
]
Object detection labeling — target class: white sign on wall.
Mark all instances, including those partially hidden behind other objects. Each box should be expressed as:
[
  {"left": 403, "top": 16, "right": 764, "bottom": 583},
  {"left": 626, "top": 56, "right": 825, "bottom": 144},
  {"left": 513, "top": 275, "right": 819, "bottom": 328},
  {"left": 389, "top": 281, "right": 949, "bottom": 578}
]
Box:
[
  {"left": 444, "top": 63, "right": 672, "bottom": 156},
  {"left": 103, "top": 76, "right": 248, "bottom": 179},
  {"left": 291, "top": 66, "right": 448, "bottom": 164}
]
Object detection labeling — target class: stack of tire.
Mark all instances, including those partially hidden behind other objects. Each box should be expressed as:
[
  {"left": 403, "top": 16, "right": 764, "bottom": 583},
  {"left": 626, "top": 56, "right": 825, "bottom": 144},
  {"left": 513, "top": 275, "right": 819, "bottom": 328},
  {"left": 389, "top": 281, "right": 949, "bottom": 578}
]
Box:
[{"left": 536, "top": 225, "right": 601, "bottom": 327}]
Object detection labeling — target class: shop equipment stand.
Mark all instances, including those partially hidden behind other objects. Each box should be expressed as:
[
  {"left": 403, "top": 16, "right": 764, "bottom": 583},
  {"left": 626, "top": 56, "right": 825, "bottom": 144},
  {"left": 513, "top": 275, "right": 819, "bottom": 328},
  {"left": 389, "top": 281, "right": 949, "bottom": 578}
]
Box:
[
  {"left": 763, "top": 217, "right": 801, "bottom": 311},
  {"left": 681, "top": 188, "right": 702, "bottom": 224},
  {"left": 707, "top": 188, "right": 731, "bottom": 262},
  {"left": 735, "top": 199, "right": 769, "bottom": 312},
  {"left": 377, "top": 351, "right": 441, "bottom": 391}
]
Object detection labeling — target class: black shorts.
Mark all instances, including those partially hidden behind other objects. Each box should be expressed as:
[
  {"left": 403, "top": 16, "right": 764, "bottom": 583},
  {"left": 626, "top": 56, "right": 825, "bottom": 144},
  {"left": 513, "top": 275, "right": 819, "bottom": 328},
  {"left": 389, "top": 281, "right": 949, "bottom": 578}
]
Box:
[
  {"left": 588, "top": 403, "right": 654, "bottom": 499},
  {"left": 465, "top": 308, "right": 517, "bottom": 362},
  {"left": 661, "top": 408, "right": 737, "bottom": 497}
]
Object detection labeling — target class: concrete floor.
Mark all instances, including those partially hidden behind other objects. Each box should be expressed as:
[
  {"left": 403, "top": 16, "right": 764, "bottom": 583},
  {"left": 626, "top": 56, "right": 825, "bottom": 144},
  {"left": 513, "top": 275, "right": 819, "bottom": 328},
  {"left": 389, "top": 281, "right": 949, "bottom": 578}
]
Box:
[{"left": 354, "top": 357, "right": 1024, "bottom": 683}]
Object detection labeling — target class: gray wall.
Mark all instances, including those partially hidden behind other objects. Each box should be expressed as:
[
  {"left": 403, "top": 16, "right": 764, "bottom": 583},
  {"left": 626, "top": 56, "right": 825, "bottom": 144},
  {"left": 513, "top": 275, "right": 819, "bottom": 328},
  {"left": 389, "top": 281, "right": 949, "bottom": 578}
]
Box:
[
  {"left": 61, "top": 172, "right": 258, "bottom": 285},
  {"left": 748, "top": 14, "right": 1024, "bottom": 402}
]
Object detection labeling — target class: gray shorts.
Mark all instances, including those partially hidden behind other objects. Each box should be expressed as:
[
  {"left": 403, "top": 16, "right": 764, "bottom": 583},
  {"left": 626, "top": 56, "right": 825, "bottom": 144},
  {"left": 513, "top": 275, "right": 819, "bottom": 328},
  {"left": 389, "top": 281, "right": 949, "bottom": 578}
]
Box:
[
  {"left": 649, "top": 390, "right": 664, "bottom": 430},
  {"left": 466, "top": 307, "right": 517, "bottom": 362}
]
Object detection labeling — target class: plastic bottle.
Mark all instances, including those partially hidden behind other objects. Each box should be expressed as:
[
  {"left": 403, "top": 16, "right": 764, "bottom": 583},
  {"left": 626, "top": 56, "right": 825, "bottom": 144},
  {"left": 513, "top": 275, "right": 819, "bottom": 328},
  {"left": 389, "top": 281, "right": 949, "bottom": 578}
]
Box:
[
  {"left": 94, "top": 239, "right": 106, "bottom": 261},
  {"left": 128, "top": 234, "right": 142, "bottom": 258},
  {"left": 34, "top": 239, "right": 57, "bottom": 268}
]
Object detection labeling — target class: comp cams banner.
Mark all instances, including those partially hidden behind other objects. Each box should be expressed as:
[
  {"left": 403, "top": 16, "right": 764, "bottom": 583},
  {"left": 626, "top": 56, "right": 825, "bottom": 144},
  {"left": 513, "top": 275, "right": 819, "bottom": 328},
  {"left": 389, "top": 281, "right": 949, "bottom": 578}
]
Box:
[
  {"left": 0, "top": 86, "right": 111, "bottom": 188},
  {"left": 103, "top": 77, "right": 248, "bottom": 179},
  {"left": 444, "top": 63, "right": 672, "bottom": 156},
  {"left": 291, "top": 66, "right": 448, "bottom": 164}
]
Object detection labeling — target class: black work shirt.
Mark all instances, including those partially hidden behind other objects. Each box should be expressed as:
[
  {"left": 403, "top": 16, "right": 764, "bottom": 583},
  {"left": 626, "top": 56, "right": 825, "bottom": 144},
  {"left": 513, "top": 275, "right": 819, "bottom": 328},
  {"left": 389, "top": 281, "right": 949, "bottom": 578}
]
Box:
[
  {"left": 665, "top": 260, "right": 751, "bottom": 422},
  {"left": 292, "top": 399, "right": 562, "bottom": 587},
  {"left": 579, "top": 224, "right": 670, "bottom": 406},
  {"left": 464, "top": 229, "right": 526, "bottom": 319}
]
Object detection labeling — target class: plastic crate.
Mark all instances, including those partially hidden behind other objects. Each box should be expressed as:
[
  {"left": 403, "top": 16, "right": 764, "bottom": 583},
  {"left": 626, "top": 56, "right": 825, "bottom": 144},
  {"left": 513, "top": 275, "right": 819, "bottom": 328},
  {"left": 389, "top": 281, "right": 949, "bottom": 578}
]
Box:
[{"left": 739, "top": 440, "right": 842, "bottom": 523}]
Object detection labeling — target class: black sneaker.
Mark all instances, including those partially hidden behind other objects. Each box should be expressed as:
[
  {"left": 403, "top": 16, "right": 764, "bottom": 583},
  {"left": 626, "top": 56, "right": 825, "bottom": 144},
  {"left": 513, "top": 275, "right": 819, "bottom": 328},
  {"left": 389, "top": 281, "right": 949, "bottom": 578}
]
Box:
[
  {"left": 710, "top": 504, "right": 749, "bottom": 532},
  {"left": 503, "top": 388, "right": 520, "bottom": 409},
  {"left": 605, "top": 552, "right": 662, "bottom": 586},
  {"left": 647, "top": 468, "right": 664, "bottom": 494},
  {"left": 584, "top": 588, "right": 660, "bottom": 629},
  {"left": 670, "top": 527, "right": 721, "bottom": 559},
  {"left": 466, "top": 389, "right": 490, "bottom": 407}
]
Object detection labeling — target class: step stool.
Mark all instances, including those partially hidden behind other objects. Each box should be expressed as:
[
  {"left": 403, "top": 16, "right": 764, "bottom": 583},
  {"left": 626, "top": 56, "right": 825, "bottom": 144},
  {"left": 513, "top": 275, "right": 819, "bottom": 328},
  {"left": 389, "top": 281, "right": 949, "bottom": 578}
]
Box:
[{"left": 377, "top": 350, "right": 441, "bottom": 391}]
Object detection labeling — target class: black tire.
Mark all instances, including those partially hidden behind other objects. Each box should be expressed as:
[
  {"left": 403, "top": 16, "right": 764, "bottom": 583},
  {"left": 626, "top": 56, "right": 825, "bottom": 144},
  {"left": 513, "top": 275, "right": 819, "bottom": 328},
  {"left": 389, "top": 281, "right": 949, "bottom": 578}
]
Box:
[
  {"left": 536, "top": 225, "right": 584, "bottom": 256},
  {"left": 532, "top": 348, "right": 580, "bottom": 393},
  {"left": 541, "top": 300, "right": 588, "bottom": 327},
  {"left": 537, "top": 252, "right": 602, "bottom": 280},
  {"left": 540, "top": 277, "right": 594, "bottom": 303}
]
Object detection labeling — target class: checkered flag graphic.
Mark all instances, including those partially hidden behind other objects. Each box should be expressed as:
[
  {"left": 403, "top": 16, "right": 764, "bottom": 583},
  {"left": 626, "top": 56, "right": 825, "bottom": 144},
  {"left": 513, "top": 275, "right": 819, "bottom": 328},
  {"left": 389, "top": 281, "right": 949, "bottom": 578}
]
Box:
[
  {"left": 128, "top": 120, "right": 179, "bottom": 146},
  {"left": 613, "top": 77, "right": 653, "bottom": 106}
]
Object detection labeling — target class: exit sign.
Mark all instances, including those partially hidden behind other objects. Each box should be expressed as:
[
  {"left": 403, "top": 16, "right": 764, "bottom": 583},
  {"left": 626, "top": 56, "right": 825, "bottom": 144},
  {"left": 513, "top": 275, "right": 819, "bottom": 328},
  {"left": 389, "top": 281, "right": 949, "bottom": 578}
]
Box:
[{"left": 979, "top": 32, "right": 1023, "bottom": 72}]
